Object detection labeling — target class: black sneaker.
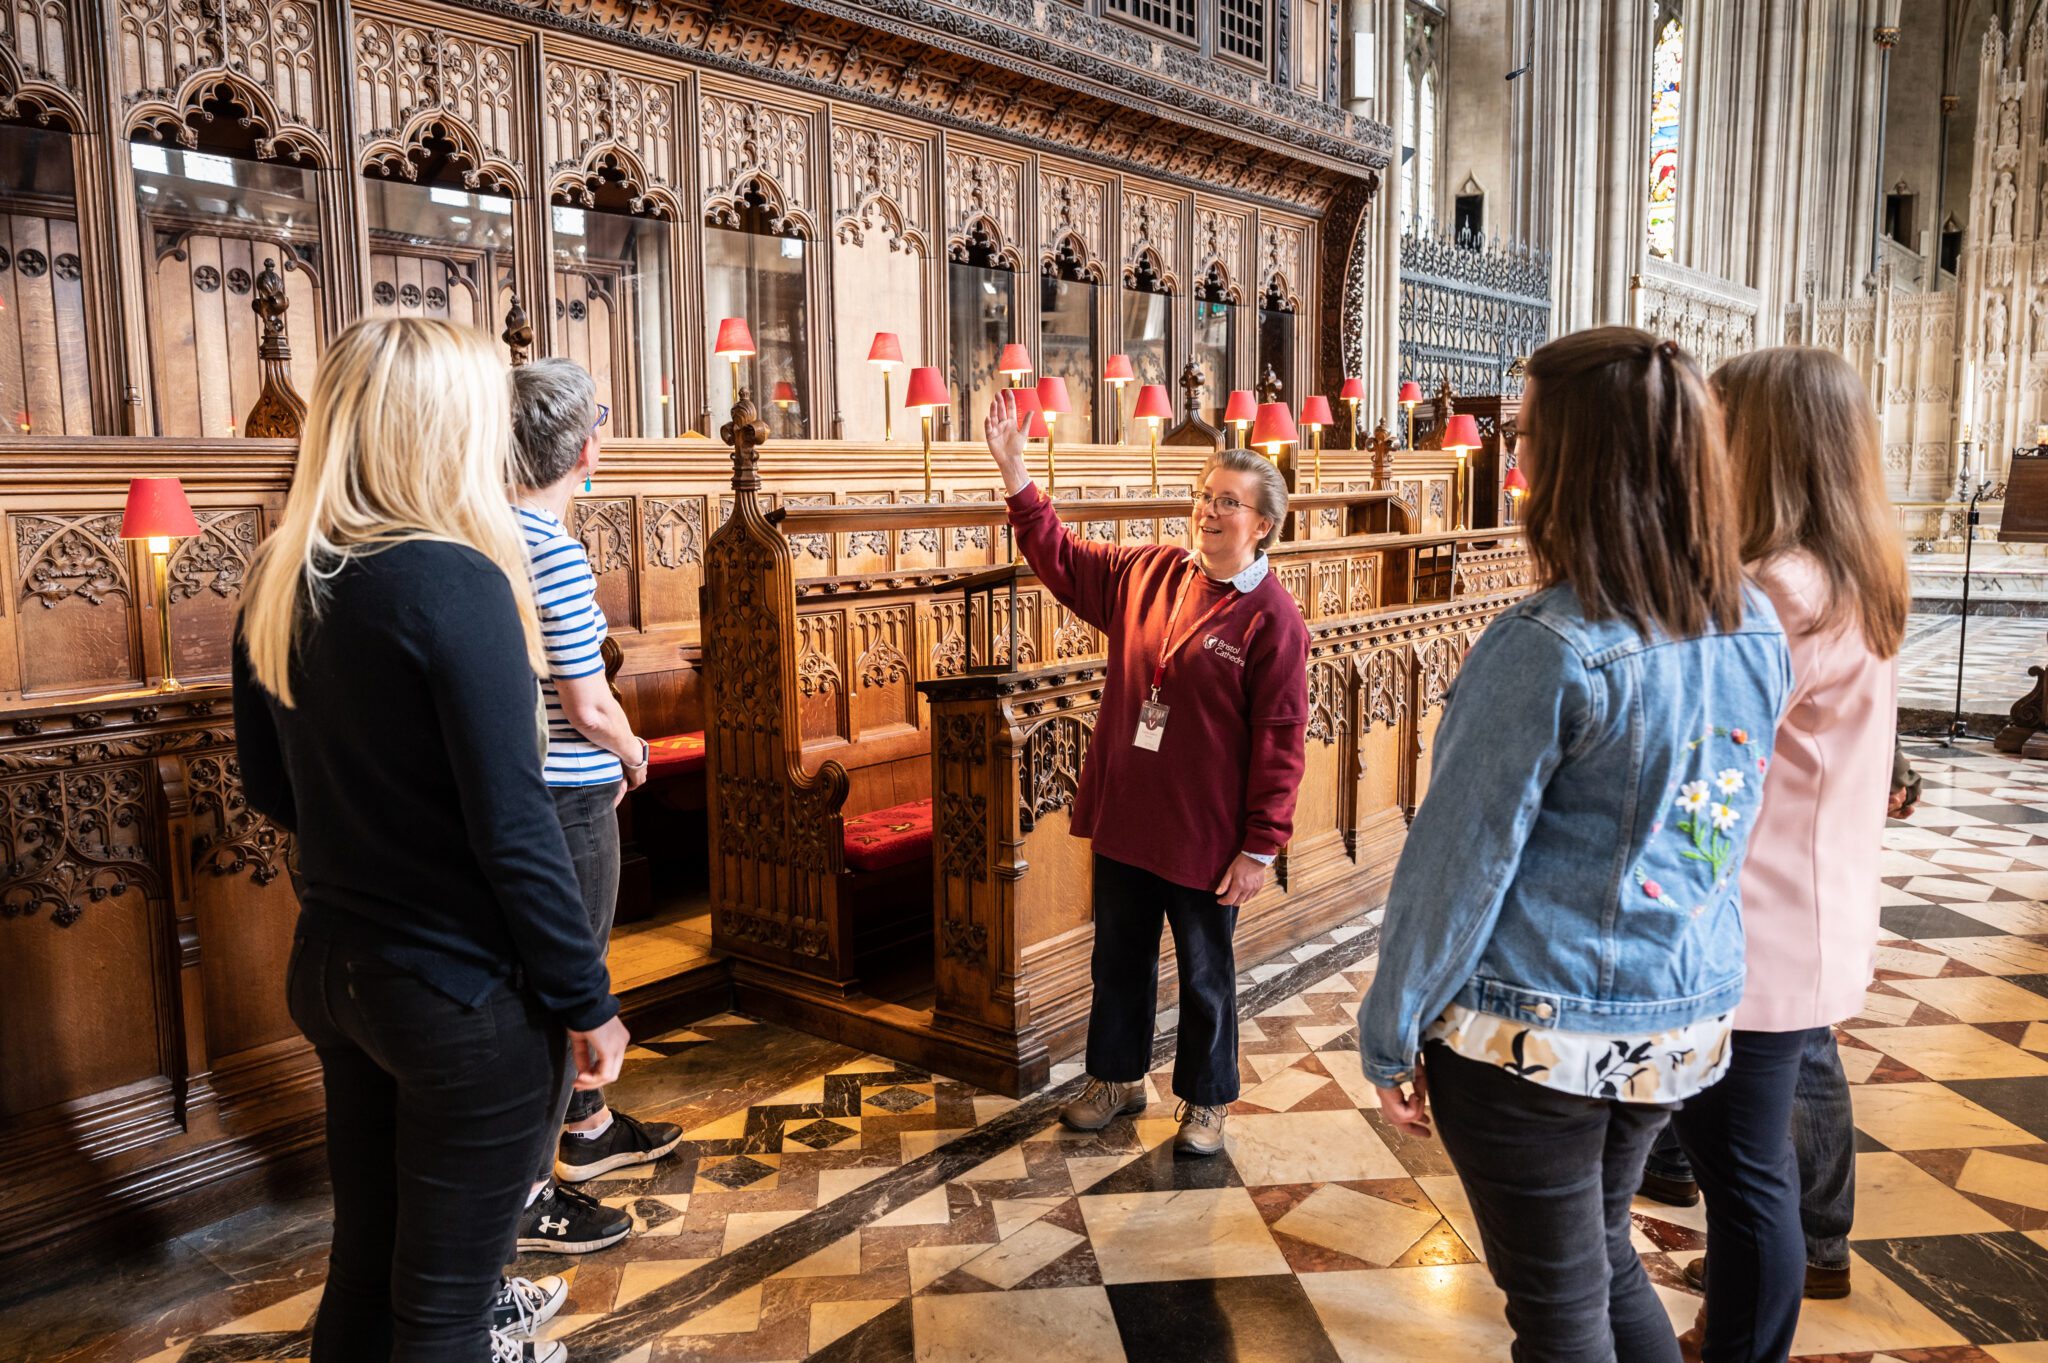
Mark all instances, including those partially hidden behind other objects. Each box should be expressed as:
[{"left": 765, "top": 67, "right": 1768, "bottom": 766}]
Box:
[
  {"left": 554, "top": 1109, "right": 683, "bottom": 1183},
  {"left": 490, "top": 1274, "right": 568, "bottom": 1336},
  {"left": 490, "top": 1328, "right": 566, "bottom": 1362},
  {"left": 516, "top": 1180, "right": 630, "bottom": 1254}
]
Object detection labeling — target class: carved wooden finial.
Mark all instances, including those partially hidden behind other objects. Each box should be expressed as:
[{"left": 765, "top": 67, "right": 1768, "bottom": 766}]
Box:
[
  {"left": 503, "top": 295, "right": 533, "bottom": 367},
  {"left": 1370, "top": 419, "right": 1394, "bottom": 490},
  {"left": 1258, "top": 363, "right": 1283, "bottom": 404},
  {"left": 1434, "top": 376, "right": 1456, "bottom": 416},
  {"left": 721, "top": 391, "right": 771, "bottom": 496},
  {"left": 242, "top": 257, "right": 306, "bottom": 439},
  {"left": 1178, "top": 355, "right": 1205, "bottom": 418}
]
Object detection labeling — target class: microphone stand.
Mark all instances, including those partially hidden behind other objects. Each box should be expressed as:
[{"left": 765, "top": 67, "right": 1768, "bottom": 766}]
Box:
[{"left": 1948, "top": 473, "right": 1996, "bottom": 746}]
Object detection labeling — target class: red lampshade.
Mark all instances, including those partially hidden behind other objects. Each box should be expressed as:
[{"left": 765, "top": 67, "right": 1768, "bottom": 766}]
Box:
[
  {"left": 1398, "top": 380, "right": 1424, "bottom": 405},
  {"left": 1338, "top": 376, "right": 1366, "bottom": 401},
  {"left": 1251, "top": 402, "right": 1298, "bottom": 450},
  {"left": 997, "top": 343, "right": 1034, "bottom": 377},
  {"left": 1024, "top": 406, "right": 1051, "bottom": 439},
  {"left": 1036, "top": 375, "right": 1072, "bottom": 416},
  {"left": 1011, "top": 387, "right": 1042, "bottom": 423},
  {"left": 1103, "top": 353, "right": 1135, "bottom": 382},
  {"left": 1133, "top": 383, "right": 1173, "bottom": 423},
  {"left": 713, "top": 317, "right": 755, "bottom": 358},
  {"left": 1298, "top": 395, "right": 1334, "bottom": 430},
  {"left": 1441, "top": 413, "right": 1483, "bottom": 451},
  {"left": 1223, "top": 389, "right": 1257, "bottom": 425},
  {"left": 867, "top": 332, "right": 904, "bottom": 367},
  {"left": 120, "top": 476, "right": 200, "bottom": 541},
  {"left": 903, "top": 365, "right": 948, "bottom": 410},
  {"left": 1503, "top": 464, "right": 1530, "bottom": 495},
  {"left": 771, "top": 380, "right": 797, "bottom": 406}
]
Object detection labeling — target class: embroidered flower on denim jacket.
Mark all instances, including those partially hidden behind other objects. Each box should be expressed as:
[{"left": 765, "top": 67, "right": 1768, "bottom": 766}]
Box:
[
  {"left": 1676, "top": 781, "right": 1710, "bottom": 813},
  {"left": 1714, "top": 767, "right": 1745, "bottom": 796},
  {"left": 1640, "top": 726, "right": 1770, "bottom": 903}
]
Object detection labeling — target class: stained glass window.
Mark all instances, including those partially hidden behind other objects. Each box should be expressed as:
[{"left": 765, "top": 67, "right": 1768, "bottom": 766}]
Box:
[{"left": 1647, "top": 11, "right": 1683, "bottom": 260}]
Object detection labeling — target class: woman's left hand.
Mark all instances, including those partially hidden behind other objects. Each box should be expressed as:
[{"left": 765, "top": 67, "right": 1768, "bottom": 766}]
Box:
[
  {"left": 1375, "top": 1060, "right": 1432, "bottom": 1139},
  {"left": 1214, "top": 853, "right": 1268, "bottom": 906}
]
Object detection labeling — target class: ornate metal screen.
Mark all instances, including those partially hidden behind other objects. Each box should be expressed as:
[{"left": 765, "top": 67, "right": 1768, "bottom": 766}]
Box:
[{"left": 1398, "top": 227, "right": 1551, "bottom": 396}]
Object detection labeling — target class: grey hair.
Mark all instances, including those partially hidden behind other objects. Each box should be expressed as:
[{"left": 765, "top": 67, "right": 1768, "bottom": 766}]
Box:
[
  {"left": 509, "top": 357, "right": 597, "bottom": 490},
  {"left": 1201, "top": 446, "right": 1291, "bottom": 551}
]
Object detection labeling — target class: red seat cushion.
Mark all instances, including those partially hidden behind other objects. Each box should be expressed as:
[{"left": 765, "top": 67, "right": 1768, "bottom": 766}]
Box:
[
  {"left": 645, "top": 732, "right": 706, "bottom": 777},
  {"left": 841, "top": 799, "right": 933, "bottom": 874}
]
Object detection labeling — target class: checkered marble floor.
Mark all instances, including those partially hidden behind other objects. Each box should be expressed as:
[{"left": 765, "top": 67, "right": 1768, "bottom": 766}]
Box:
[
  {"left": 1899, "top": 615, "right": 2048, "bottom": 717},
  {"left": 13, "top": 741, "right": 2048, "bottom": 1363}
]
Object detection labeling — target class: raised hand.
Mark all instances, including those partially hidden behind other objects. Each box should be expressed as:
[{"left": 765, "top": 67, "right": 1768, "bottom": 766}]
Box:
[{"left": 984, "top": 388, "right": 1029, "bottom": 493}]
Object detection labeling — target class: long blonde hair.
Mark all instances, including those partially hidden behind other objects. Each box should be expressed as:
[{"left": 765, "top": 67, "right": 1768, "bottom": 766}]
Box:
[
  {"left": 1712, "top": 346, "right": 1909, "bottom": 659},
  {"left": 240, "top": 318, "right": 544, "bottom": 705}
]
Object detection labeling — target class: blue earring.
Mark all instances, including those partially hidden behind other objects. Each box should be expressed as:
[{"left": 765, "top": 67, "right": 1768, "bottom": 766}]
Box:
[{"left": 583, "top": 474, "right": 592, "bottom": 492}]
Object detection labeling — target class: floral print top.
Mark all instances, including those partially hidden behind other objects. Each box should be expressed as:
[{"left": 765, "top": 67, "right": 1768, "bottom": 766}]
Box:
[{"left": 1424, "top": 1003, "right": 1734, "bottom": 1103}]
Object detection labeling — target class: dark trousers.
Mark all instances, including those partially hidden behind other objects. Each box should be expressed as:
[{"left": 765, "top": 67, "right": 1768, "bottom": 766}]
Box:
[
  {"left": 1645, "top": 1026, "right": 1854, "bottom": 1270},
  {"left": 289, "top": 935, "right": 565, "bottom": 1363},
  {"left": 1670, "top": 1028, "right": 1825, "bottom": 1363},
  {"left": 1086, "top": 854, "right": 1242, "bottom": 1105},
  {"left": 541, "top": 780, "right": 623, "bottom": 1174},
  {"left": 1426, "top": 1043, "right": 1681, "bottom": 1363}
]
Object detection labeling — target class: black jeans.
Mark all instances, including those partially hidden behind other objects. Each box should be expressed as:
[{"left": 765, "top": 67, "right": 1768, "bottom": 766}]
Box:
[
  {"left": 1425, "top": 1043, "right": 1681, "bottom": 1363},
  {"left": 542, "top": 779, "right": 623, "bottom": 1165},
  {"left": 1645, "top": 1026, "right": 1855, "bottom": 1271},
  {"left": 1086, "top": 854, "right": 1242, "bottom": 1105},
  {"left": 289, "top": 934, "right": 565, "bottom": 1362},
  {"left": 1670, "top": 1028, "right": 1824, "bottom": 1363}
]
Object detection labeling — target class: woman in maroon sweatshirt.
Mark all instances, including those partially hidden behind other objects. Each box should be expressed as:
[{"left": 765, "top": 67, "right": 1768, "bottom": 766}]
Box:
[{"left": 985, "top": 388, "right": 1309, "bottom": 1156}]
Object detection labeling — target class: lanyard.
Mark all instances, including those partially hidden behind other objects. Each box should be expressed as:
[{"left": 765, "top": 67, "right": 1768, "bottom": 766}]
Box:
[{"left": 1149, "top": 563, "right": 1241, "bottom": 702}]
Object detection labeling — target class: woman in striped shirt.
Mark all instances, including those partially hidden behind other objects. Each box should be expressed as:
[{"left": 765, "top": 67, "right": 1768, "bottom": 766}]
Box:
[{"left": 506, "top": 359, "right": 681, "bottom": 1253}]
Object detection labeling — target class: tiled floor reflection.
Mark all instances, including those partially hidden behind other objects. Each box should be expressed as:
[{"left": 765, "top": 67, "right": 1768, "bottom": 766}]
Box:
[{"left": 9, "top": 741, "right": 2048, "bottom": 1362}]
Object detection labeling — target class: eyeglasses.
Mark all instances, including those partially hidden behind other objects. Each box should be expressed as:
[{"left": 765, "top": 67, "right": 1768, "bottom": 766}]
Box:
[
  {"left": 592, "top": 402, "right": 610, "bottom": 431},
  {"left": 1192, "top": 491, "right": 1250, "bottom": 516}
]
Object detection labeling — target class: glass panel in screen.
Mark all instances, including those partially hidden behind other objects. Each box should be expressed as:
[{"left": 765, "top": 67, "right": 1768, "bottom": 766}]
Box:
[
  {"left": 1039, "top": 272, "right": 1096, "bottom": 439},
  {"left": 1122, "top": 288, "right": 1171, "bottom": 397},
  {"left": 1257, "top": 304, "right": 1295, "bottom": 402},
  {"left": 552, "top": 205, "right": 676, "bottom": 438},
  {"left": 704, "top": 225, "right": 809, "bottom": 438},
  {"left": 363, "top": 178, "right": 515, "bottom": 338},
  {"left": 1, "top": 124, "right": 91, "bottom": 434},
  {"left": 134, "top": 141, "right": 324, "bottom": 437},
  {"left": 948, "top": 262, "right": 1016, "bottom": 436},
  {"left": 832, "top": 230, "right": 926, "bottom": 444},
  {"left": 1192, "top": 297, "right": 1237, "bottom": 427}
]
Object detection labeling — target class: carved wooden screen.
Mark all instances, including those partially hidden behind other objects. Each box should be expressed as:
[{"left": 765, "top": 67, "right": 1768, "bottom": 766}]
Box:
[
  {"left": 0, "top": 124, "right": 91, "bottom": 435},
  {"left": 133, "top": 143, "right": 324, "bottom": 437}
]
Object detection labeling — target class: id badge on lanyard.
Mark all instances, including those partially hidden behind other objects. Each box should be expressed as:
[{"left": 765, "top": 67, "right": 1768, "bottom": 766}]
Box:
[{"left": 1135, "top": 567, "right": 1237, "bottom": 752}]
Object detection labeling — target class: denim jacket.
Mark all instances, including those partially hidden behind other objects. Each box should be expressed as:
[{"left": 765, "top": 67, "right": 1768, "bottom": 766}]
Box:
[{"left": 1356, "top": 581, "right": 1792, "bottom": 1089}]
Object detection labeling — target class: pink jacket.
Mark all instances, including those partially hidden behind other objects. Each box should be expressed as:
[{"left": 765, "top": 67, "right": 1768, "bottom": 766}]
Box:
[{"left": 1735, "top": 551, "right": 1898, "bottom": 1032}]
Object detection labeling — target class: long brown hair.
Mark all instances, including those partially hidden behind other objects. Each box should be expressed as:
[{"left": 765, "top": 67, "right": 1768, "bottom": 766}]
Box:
[
  {"left": 1713, "top": 347, "right": 1908, "bottom": 659},
  {"left": 1519, "top": 326, "right": 1745, "bottom": 639}
]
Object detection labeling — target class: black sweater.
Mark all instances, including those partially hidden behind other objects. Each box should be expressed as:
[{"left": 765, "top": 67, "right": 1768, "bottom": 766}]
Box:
[{"left": 231, "top": 540, "right": 618, "bottom": 1032}]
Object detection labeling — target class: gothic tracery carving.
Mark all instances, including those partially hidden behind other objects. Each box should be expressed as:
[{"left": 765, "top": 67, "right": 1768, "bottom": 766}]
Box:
[
  {"left": 643, "top": 498, "right": 705, "bottom": 569},
  {"left": 0, "top": 765, "right": 154, "bottom": 928},
  {"left": 168, "top": 509, "right": 258, "bottom": 604},
  {"left": 700, "top": 91, "right": 815, "bottom": 237},
  {"left": 17, "top": 514, "right": 129, "bottom": 610},
  {"left": 354, "top": 18, "right": 524, "bottom": 190}
]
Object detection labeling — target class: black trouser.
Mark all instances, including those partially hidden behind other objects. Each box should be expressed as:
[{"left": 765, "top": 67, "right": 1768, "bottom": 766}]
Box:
[
  {"left": 540, "top": 780, "right": 623, "bottom": 1173},
  {"left": 1670, "top": 1027, "right": 1822, "bottom": 1363},
  {"left": 1425, "top": 1043, "right": 1681, "bottom": 1363},
  {"left": 1085, "top": 854, "right": 1241, "bottom": 1106},
  {"left": 289, "top": 934, "right": 565, "bottom": 1363}
]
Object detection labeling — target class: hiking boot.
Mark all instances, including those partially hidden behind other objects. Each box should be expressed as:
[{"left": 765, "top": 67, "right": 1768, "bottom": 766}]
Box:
[
  {"left": 1060, "top": 1076, "right": 1147, "bottom": 1131},
  {"left": 516, "top": 1180, "right": 630, "bottom": 1254},
  {"left": 490, "top": 1275, "right": 568, "bottom": 1336},
  {"left": 1173, "top": 1101, "right": 1228, "bottom": 1157},
  {"left": 555, "top": 1109, "right": 683, "bottom": 1183}
]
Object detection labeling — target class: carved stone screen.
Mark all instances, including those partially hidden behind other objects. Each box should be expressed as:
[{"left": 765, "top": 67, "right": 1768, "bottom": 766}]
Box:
[
  {"left": 0, "top": 125, "right": 92, "bottom": 436},
  {"left": 948, "top": 261, "right": 1017, "bottom": 437},
  {"left": 133, "top": 143, "right": 323, "bottom": 438},
  {"left": 551, "top": 205, "right": 677, "bottom": 439},
  {"left": 705, "top": 224, "right": 810, "bottom": 438},
  {"left": 362, "top": 179, "right": 516, "bottom": 337}
]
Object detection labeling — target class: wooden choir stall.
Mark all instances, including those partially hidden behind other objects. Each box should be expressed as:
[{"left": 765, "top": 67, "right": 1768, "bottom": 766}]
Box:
[{"left": 0, "top": 0, "right": 1541, "bottom": 1278}]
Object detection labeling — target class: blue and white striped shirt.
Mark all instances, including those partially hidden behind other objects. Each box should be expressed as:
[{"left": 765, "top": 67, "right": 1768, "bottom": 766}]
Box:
[{"left": 515, "top": 505, "right": 624, "bottom": 788}]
